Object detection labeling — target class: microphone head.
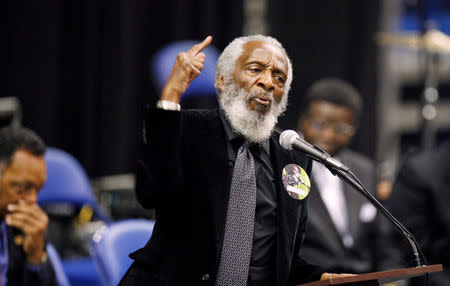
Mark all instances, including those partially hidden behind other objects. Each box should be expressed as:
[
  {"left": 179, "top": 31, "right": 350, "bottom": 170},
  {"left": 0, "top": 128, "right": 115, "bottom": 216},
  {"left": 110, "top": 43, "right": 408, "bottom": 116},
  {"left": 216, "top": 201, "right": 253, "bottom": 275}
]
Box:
[{"left": 279, "top": 130, "right": 300, "bottom": 150}]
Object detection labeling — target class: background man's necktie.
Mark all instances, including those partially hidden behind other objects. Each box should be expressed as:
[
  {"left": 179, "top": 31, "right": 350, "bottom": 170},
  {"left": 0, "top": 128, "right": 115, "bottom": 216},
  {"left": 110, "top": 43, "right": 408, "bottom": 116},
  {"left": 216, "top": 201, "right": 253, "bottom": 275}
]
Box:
[{"left": 216, "top": 142, "right": 257, "bottom": 286}]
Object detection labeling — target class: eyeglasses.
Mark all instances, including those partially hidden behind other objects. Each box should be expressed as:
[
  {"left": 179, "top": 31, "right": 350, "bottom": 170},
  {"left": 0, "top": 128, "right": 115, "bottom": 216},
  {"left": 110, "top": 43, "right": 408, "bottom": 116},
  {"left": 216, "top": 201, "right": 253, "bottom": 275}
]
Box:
[{"left": 307, "top": 119, "right": 356, "bottom": 137}]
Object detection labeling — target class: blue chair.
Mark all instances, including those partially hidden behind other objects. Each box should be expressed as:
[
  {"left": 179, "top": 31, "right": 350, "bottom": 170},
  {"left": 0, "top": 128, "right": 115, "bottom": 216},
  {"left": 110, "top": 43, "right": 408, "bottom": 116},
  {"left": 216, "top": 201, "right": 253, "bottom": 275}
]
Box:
[
  {"left": 90, "top": 219, "right": 155, "bottom": 286},
  {"left": 38, "top": 147, "right": 111, "bottom": 286},
  {"left": 47, "top": 243, "right": 71, "bottom": 286},
  {"left": 38, "top": 147, "right": 111, "bottom": 222},
  {"left": 62, "top": 258, "right": 101, "bottom": 286},
  {"left": 151, "top": 40, "right": 220, "bottom": 99}
]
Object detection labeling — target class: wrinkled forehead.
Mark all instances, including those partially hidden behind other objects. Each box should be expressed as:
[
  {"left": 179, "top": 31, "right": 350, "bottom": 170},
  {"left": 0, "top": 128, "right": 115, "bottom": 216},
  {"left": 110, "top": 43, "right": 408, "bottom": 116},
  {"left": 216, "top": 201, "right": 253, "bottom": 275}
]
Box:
[{"left": 237, "top": 41, "right": 288, "bottom": 71}]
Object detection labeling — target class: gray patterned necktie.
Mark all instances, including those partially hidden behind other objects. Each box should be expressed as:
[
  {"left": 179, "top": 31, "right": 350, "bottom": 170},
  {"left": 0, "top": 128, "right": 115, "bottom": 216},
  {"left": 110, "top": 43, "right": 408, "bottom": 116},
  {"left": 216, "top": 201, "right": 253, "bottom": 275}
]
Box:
[{"left": 216, "top": 142, "right": 257, "bottom": 286}]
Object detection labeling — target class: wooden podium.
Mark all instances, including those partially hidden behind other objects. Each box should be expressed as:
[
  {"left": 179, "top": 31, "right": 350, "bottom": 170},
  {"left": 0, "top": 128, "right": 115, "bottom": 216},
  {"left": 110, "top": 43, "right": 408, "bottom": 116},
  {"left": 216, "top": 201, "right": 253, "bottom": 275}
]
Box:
[{"left": 298, "top": 264, "right": 443, "bottom": 286}]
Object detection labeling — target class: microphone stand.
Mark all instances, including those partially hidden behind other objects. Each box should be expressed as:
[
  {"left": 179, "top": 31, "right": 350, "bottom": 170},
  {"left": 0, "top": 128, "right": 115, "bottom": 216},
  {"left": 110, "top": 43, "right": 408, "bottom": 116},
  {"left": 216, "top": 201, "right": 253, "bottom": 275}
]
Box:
[
  {"left": 321, "top": 162, "right": 427, "bottom": 268},
  {"left": 278, "top": 129, "right": 429, "bottom": 271}
]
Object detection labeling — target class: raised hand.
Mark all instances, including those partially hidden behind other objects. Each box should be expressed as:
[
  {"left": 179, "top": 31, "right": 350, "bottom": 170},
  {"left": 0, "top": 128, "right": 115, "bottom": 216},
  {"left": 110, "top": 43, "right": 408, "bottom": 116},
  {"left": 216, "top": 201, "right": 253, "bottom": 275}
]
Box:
[
  {"left": 5, "top": 200, "right": 49, "bottom": 264},
  {"left": 161, "top": 36, "right": 213, "bottom": 103},
  {"left": 320, "top": 272, "right": 357, "bottom": 280}
]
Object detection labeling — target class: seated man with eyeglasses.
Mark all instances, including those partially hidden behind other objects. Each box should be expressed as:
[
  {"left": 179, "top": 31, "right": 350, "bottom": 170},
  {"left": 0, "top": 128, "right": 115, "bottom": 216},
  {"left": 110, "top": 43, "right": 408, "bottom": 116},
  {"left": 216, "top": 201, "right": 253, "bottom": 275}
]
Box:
[
  {"left": 296, "top": 78, "right": 381, "bottom": 274},
  {"left": 0, "top": 127, "right": 58, "bottom": 286}
]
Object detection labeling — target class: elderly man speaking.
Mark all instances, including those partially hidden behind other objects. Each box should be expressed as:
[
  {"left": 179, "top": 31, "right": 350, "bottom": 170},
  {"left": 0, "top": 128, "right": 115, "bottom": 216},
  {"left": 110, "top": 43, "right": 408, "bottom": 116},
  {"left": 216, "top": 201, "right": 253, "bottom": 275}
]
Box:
[{"left": 119, "top": 35, "right": 348, "bottom": 286}]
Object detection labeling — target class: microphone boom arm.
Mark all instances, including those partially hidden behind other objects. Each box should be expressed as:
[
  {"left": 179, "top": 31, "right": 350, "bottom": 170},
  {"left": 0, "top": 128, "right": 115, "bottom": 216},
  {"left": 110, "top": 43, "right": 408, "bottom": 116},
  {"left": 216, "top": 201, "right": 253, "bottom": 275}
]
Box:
[
  {"left": 326, "top": 164, "right": 426, "bottom": 268},
  {"left": 278, "top": 129, "right": 427, "bottom": 267}
]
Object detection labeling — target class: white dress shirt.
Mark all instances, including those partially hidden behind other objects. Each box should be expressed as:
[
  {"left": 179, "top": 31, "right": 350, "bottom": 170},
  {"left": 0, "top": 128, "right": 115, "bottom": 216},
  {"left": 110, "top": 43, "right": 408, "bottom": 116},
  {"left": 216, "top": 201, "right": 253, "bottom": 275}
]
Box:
[{"left": 312, "top": 161, "right": 354, "bottom": 248}]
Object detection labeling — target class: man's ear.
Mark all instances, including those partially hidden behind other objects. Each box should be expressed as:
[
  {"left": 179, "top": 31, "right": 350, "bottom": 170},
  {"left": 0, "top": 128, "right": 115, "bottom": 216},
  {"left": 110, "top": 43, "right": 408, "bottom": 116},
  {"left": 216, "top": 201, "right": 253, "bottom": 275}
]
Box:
[{"left": 216, "top": 75, "right": 225, "bottom": 92}]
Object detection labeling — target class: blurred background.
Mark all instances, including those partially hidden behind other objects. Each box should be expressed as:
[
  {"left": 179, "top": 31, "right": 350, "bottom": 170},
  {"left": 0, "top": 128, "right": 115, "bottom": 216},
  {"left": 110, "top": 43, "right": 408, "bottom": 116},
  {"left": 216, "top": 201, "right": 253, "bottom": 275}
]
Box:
[
  {"left": 6, "top": 0, "right": 450, "bottom": 220},
  {"left": 5, "top": 0, "right": 450, "bottom": 284}
]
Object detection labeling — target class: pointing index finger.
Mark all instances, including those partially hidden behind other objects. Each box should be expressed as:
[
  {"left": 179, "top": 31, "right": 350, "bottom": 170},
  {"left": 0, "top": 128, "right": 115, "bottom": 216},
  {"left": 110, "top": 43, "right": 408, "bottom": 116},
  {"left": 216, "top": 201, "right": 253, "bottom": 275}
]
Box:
[{"left": 187, "top": 36, "right": 213, "bottom": 56}]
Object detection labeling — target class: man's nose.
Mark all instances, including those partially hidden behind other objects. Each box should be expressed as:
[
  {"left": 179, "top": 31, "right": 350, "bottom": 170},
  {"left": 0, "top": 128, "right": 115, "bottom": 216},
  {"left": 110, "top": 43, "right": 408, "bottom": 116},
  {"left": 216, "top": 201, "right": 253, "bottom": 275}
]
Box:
[
  {"left": 22, "top": 189, "right": 38, "bottom": 205},
  {"left": 320, "top": 125, "right": 338, "bottom": 140},
  {"left": 257, "top": 71, "right": 274, "bottom": 92}
]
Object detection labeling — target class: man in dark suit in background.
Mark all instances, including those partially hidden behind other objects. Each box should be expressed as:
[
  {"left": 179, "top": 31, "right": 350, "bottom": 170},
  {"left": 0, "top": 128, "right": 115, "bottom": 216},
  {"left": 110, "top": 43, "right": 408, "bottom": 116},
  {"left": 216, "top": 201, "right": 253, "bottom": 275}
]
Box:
[
  {"left": 0, "top": 127, "right": 58, "bottom": 286},
  {"left": 383, "top": 140, "right": 450, "bottom": 285},
  {"left": 297, "top": 78, "right": 379, "bottom": 274},
  {"left": 120, "top": 36, "right": 352, "bottom": 286}
]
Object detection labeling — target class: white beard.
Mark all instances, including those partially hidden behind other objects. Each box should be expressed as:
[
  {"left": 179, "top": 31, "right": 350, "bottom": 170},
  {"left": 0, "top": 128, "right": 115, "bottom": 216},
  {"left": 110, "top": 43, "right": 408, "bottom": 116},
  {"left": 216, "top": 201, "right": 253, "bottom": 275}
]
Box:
[{"left": 219, "top": 83, "right": 287, "bottom": 143}]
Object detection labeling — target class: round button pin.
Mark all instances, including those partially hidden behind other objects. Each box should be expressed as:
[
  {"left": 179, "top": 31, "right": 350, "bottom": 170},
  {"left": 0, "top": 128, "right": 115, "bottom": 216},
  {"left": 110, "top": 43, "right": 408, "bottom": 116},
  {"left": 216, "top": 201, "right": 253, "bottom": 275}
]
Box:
[{"left": 282, "top": 164, "right": 311, "bottom": 200}]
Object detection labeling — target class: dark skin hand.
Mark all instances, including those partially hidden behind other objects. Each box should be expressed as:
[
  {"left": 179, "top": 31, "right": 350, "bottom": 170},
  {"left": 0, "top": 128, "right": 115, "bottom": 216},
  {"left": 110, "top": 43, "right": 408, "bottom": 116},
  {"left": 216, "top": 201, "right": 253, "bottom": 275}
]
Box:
[
  {"left": 320, "top": 272, "right": 356, "bottom": 280},
  {"left": 161, "top": 36, "right": 212, "bottom": 103},
  {"left": 5, "top": 200, "right": 49, "bottom": 264}
]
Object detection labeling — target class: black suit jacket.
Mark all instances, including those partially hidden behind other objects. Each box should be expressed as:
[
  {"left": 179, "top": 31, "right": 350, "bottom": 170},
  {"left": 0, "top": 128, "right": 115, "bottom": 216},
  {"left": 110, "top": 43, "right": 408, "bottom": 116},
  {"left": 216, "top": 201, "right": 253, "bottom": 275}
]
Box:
[
  {"left": 301, "top": 150, "right": 378, "bottom": 274},
  {"left": 5, "top": 225, "right": 58, "bottom": 286},
  {"left": 120, "top": 108, "right": 324, "bottom": 286},
  {"left": 383, "top": 141, "right": 450, "bottom": 286}
]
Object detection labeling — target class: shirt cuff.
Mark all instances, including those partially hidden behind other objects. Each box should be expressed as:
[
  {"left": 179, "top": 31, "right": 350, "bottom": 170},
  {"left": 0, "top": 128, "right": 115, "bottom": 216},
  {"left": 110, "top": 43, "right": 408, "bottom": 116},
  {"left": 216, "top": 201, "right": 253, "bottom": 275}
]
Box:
[
  {"left": 156, "top": 100, "right": 181, "bottom": 111},
  {"left": 25, "top": 251, "right": 48, "bottom": 272},
  {"left": 26, "top": 263, "right": 42, "bottom": 272}
]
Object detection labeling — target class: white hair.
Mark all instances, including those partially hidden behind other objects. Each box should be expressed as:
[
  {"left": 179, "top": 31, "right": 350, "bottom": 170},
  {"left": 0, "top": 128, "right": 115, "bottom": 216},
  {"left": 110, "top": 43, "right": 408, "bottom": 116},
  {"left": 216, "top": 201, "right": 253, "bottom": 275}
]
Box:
[
  {"left": 214, "top": 35, "right": 293, "bottom": 143},
  {"left": 214, "top": 35, "right": 293, "bottom": 101}
]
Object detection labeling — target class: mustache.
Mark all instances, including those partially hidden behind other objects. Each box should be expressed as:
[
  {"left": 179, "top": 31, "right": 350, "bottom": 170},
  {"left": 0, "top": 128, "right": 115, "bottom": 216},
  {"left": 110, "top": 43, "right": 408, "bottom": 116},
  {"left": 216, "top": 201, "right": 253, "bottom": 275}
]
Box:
[{"left": 246, "top": 90, "right": 274, "bottom": 101}]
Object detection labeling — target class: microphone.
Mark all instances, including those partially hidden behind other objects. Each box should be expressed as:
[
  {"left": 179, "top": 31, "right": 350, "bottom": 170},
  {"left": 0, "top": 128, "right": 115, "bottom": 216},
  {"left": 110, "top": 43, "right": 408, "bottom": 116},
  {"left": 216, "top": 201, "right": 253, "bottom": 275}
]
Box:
[
  {"left": 279, "top": 130, "right": 349, "bottom": 172},
  {"left": 279, "top": 129, "right": 427, "bottom": 268}
]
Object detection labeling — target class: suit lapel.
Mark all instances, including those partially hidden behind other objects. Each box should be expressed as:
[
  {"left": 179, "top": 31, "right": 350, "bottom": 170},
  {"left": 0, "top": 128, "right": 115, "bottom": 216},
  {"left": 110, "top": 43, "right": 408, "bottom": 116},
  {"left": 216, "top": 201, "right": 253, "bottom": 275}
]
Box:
[
  {"left": 6, "top": 225, "right": 25, "bottom": 286},
  {"left": 271, "top": 136, "right": 302, "bottom": 285},
  {"left": 273, "top": 135, "right": 300, "bottom": 247},
  {"left": 343, "top": 180, "right": 361, "bottom": 240},
  {"left": 339, "top": 153, "right": 362, "bottom": 241},
  {"left": 202, "top": 110, "right": 233, "bottom": 264}
]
